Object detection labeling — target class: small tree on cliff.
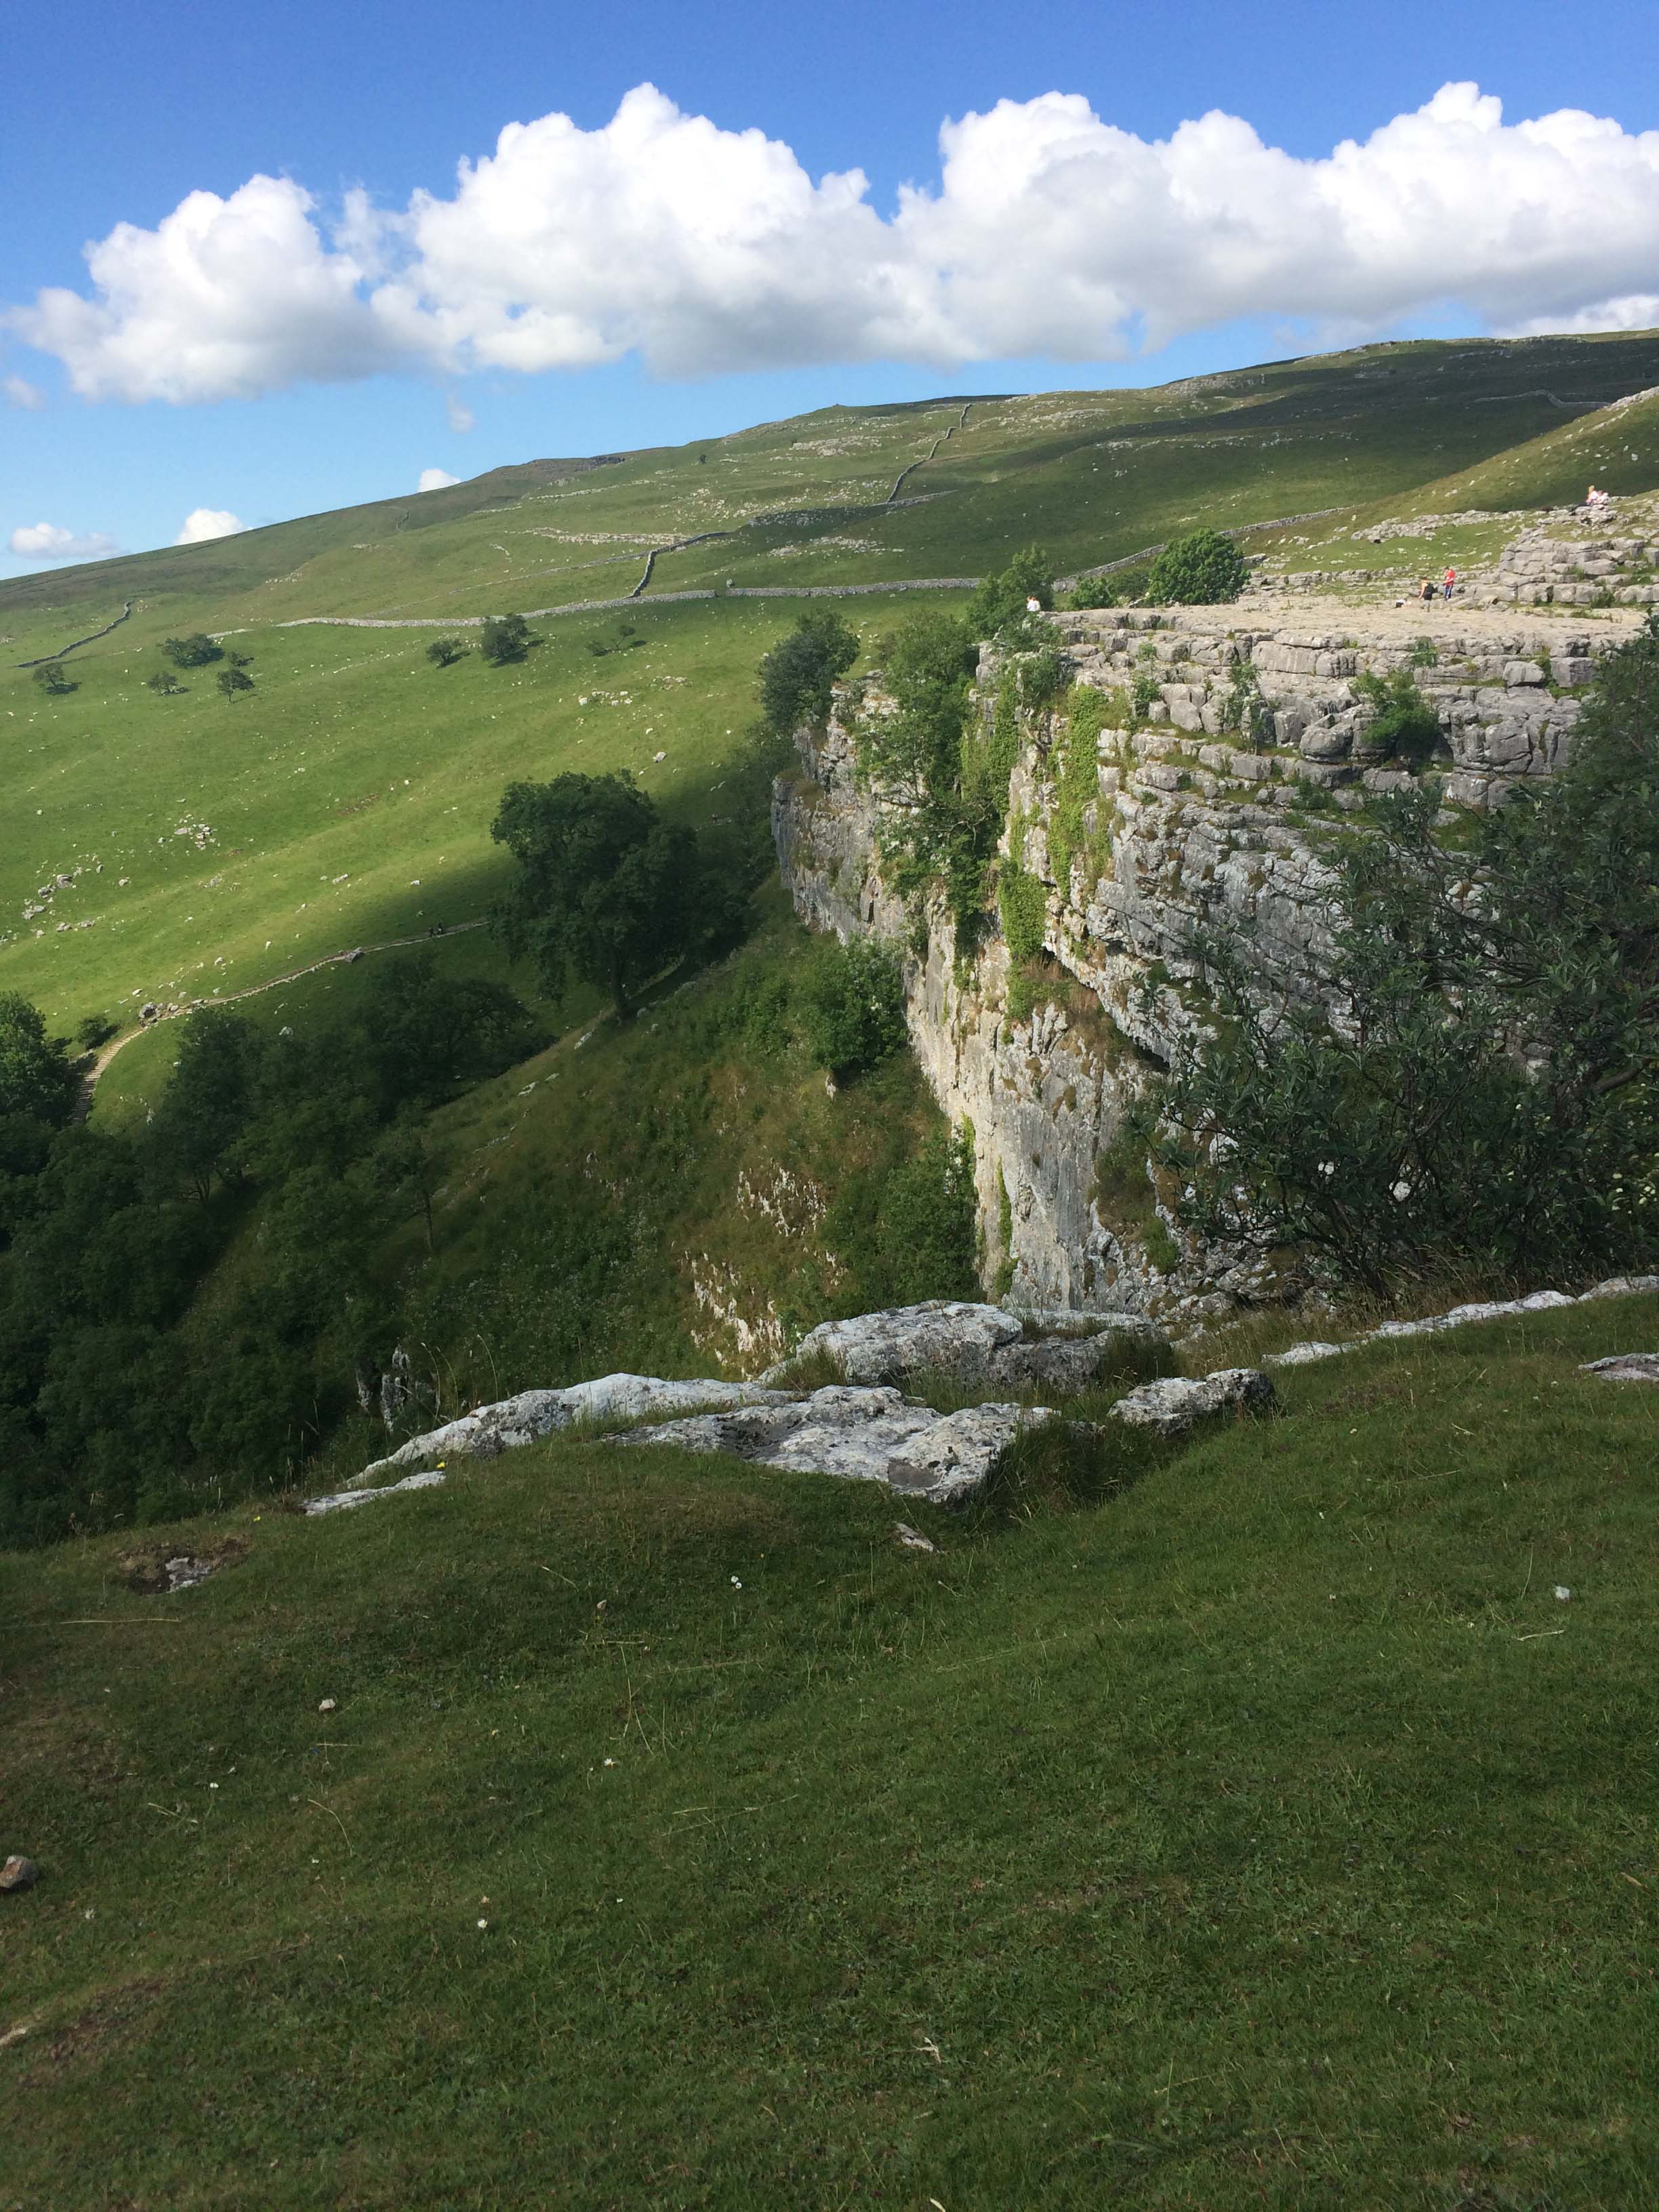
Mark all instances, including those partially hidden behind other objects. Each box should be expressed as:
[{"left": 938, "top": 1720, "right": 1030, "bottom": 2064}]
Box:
[
  {"left": 967, "top": 546, "right": 1057, "bottom": 642},
  {"left": 491, "top": 773, "right": 704, "bottom": 1019},
  {"left": 757, "top": 609, "right": 859, "bottom": 736}
]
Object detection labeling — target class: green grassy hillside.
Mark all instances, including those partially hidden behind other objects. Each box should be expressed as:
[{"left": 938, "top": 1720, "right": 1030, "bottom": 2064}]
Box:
[
  {"left": 1410, "top": 382, "right": 1659, "bottom": 514},
  {"left": 9, "top": 329, "right": 1659, "bottom": 1049},
  {"left": 4, "top": 1288, "right": 1656, "bottom": 2207}
]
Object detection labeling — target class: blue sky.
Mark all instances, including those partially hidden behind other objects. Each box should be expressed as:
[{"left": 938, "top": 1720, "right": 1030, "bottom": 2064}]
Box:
[{"left": 5, "top": 0, "right": 1658, "bottom": 577}]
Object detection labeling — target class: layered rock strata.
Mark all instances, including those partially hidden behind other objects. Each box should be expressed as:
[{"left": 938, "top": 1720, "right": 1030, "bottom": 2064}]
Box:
[{"left": 775, "top": 600, "right": 1617, "bottom": 1318}]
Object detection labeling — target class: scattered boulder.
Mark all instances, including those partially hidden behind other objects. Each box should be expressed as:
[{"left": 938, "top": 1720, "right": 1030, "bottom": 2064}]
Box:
[
  {"left": 1580, "top": 1353, "right": 1659, "bottom": 1384},
  {"left": 1269, "top": 1340, "right": 1345, "bottom": 1367},
  {"left": 764, "top": 1299, "right": 1163, "bottom": 1390},
  {"left": 613, "top": 1384, "right": 1067, "bottom": 1507},
  {"left": 767, "top": 1302, "right": 1021, "bottom": 1384},
  {"left": 1, "top": 1856, "right": 39, "bottom": 1894},
  {"left": 1108, "top": 1368, "right": 1274, "bottom": 1437},
  {"left": 120, "top": 1535, "right": 247, "bottom": 1593}
]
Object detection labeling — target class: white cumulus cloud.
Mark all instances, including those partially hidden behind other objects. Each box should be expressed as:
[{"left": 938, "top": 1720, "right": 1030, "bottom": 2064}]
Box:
[
  {"left": 9, "top": 81, "right": 1659, "bottom": 403},
  {"left": 417, "top": 466, "right": 460, "bottom": 491},
  {"left": 175, "top": 507, "right": 247, "bottom": 544},
  {"left": 3, "top": 373, "right": 44, "bottom": 409},
  {"left": 9, "top": 521, "right": 121, "bottom": 562}
]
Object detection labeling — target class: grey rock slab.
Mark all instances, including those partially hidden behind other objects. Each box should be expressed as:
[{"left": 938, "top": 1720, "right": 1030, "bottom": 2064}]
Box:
[
  {"left": 1367, "top": 1290, "right": 1574, "bottom": 1340},
  {"left": 986, "top": 1334, "right": 1150, "bottom": 1394},
  {"left": 1002, "top": 1307, "right": 1167, "bottom": 1345},
  {"left": 352, "top": 1376, "right": 789, "bottom": 1488},
  {"left": 1108, "top": 1368, "right": 1275, "bottom": 1436},
  {"left": 614, "top": 1382, "right": 1059, "bottom": 1507},
  {"left": 0, "top": 1856, "right": 39, "bottom": 1894},
  {"left": 1269, "top": 1340, "right": 1347, "bottom": 1366},
  {"left": 1580, "top": 1353, "right": 1659, "bottom": 1383},
  {"left": 766, "top": 1300, "right": 1024, "bottom": 1386},
  {"left": 304, "top": 1470, "right": 449, "bottom": 1516}
]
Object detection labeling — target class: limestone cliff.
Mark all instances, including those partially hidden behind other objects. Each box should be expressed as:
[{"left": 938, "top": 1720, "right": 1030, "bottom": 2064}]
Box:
[{"left": 775, "top": 596, "right": 1619, "bottom": 1320}]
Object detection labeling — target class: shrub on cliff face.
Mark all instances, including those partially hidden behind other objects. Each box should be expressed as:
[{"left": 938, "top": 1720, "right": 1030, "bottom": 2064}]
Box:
[
  {"left": 968, "top": 546, "right": 1057, "bottom": 642},
  {"left": 1353, "top": 667, "right": 1443, "bottom": 766},
  {"left": 1156, "top": 617, "right": 1659, "bottom": 1289},
  {"left": 1147, "top": 529, "right": 1248, "bottom": 607},
  {"left": 800, "top": 939, "right": 907, "bottom": 1079},
  {"left": 758, "top": 610, "right": 860, "bottom": 737}
]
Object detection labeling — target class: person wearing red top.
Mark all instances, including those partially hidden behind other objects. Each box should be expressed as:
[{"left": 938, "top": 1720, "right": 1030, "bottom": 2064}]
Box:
[{"left": 1443, "top": 566, "right": 1457, "bottom": 602}]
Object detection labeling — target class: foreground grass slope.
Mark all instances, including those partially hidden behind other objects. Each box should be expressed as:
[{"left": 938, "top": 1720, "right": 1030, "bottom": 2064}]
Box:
[{"left": 3, "top": 1289, "right": 1656, "bottom": 2207}]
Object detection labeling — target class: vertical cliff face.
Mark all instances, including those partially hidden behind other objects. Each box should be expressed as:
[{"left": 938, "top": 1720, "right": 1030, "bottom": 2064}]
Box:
[{"left": 775, "top": 601, "right": 1608, "bottom": 1319}]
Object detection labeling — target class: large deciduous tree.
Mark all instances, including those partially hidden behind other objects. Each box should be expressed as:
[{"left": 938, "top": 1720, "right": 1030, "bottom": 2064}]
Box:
[
  {"left": 757, "top": 610, "right": 859, "bottom": 736},
  {"left": 491, "top": 773, "right": 703, "bottom": 1020},
  {"left": 0, "top": 994, "right": 75, "bottom": 1127}
]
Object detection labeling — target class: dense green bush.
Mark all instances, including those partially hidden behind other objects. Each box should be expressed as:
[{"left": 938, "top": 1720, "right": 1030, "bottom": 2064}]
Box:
[
  {"left": 1064, "top": 574, "right": 1120, "bottom": 611},
  {"left": 1147, "top": 529, "right": 1249, "bottom": 607},
  {"left": 0, "top": 958, "right": 540, "bottom": 1547},
  {"left": 757, "top": 609, "right": 859, "bottom": 736},
  {"left": 162, "top": 634, "right": 222, "bottom": 668},
  {"left": 800, "top": 939, "right": 907, "bottom": 1078},
  {"left": 0, "top": 995, "right": 75, "bottom": 1128},
  {"left": 480, "top": 613, "right": 533, "bottom": 665},
  {"left": 998, "top": 863, "right": 1048, "bottom": 963},
  {"left": 853, "top": 609, "right": 986, "bottom": 929},
  {"left": 491, "top": 772, "right": 733, "bottom": 1019},
  {"left": 967, "top": 546, "right": 1056, "bottom": 642},
  {"left": 1352, "top": 667, "right": 1443, "bottom": 766},
  {"left": 1157, "top": 616, "right": 1659, "bottom": 1289},
  {"left": 825, "top": 1123, "right": 979, "bottom": 1310}
]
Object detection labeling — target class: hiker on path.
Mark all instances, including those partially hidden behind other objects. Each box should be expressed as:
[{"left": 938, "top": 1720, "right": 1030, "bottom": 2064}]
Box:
[
  {"left": 1418, "top": 577, "right": 1436, "bottom": 606},
  {"left": 1443, "top": 567, "right": 1457, "bottom": 602}
]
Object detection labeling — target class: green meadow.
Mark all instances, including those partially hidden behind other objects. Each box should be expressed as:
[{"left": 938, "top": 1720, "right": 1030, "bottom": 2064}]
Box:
[{"left": 4, "top": 1288, "right": 1657, "bottom": 2208}]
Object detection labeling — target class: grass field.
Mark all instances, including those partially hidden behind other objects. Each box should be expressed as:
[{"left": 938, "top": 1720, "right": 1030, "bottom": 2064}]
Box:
[
  {"left": 11, "top": 329, "right": 1659, "bottom": 1051},
  {"left": 4, "top": 1287, "right": 1657, "bottom": 2208}
]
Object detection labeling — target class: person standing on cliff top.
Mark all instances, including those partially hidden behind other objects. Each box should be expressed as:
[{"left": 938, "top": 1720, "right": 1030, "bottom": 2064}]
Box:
[
  {"left": 1443, "top": 566, "right": 1457, "bottom": 602},
  {"left": 1418, "top": 576, "right": 1435, "bottom": 606}
]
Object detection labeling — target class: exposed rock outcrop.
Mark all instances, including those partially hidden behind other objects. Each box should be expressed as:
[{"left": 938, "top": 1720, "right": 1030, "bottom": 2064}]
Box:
[
  {"left": 348, "top": 1376, "right": 790, "bottom": 1490},
  {"left": 316, "top": 1306, "right": 1149, "bottom": 1515},
  {"left": 774, "top": 594, "right": 1628, "bottom": 1320},
  {"left": 614, "top": 1385, "right": 1063, "bottom": 1508},
  {"left": 1581, "top": 1352, "right": 1659, "bottom": 1383},
  {"left": 768, "top": 1298, "right": 1162, "bottom": 1389},
  {"left": 1269, "top": 1276, "right": 1659, "bottom": 1366}
]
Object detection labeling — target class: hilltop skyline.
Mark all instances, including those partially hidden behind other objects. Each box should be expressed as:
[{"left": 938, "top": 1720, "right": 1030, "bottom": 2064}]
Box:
[{"left": 5, "top": 0, "right": 1659, "bottom": 577}]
